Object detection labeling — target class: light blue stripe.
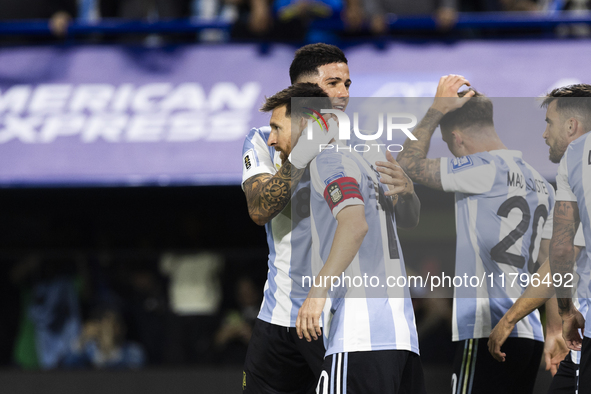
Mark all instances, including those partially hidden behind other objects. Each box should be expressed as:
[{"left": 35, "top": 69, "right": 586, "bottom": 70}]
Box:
[
  {"left": 330, "top": 354, "right": 336, "bottom": 394},
  {"left": 257, "top": 219, "right": 278, "bottom": 324},
  {"left": 343, "top": 352, "right": 348, "bottom": 394}
]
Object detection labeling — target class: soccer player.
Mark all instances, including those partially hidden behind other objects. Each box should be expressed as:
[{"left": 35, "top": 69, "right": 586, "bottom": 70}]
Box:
[
  {"left": 544, "top": 84, "right": 591, "bottom": 392},
  {"left": 396, "top": 75, "right": 555, "bottom": 394},
  {"left": 241, "top": 44, "right": 418, "bottom": 393},
  {"left": 240, "top": 45, "right": 351, "bottom": 394},
  {"left": 487, "top": 224, "right": 585, "bottom": 392},
  {"left": 488, "top": 86, "right": 591, "bottom": 393},
  {"left": 276, "top": 87, "right": 425, "bottom": 394}
]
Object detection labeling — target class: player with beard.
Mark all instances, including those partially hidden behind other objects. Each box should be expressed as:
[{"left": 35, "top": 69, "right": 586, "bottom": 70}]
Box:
[
  {"left": 487, "top": 84, "right": 591, "bottom": 394},
  {"left": 241, "top": 44, "right": 419, "bottom": 393},
  {"left": 543, "top": 84, "right": 591, "bottom": 393},
  {"left": 397, "top": 75, "right": 555, "bottom": 394}
]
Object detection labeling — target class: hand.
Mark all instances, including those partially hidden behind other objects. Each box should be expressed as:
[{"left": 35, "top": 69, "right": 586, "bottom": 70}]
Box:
[
  {"left": 289, "top": 117, "right": 338, "bottom": 169},
  {"left": 544, "top": 331, "right": 569, "bottom": 376},
  {"left": 49, "top": 11, "right": 71, "bottom": 37},
  {"left": 249, "top": 1, "right": 272, "bottom": 35},
  {"left": 431, "top": 75, "right": 475, "bottom": 115},
  {"left": 370, "top": 15, "right": 387, "bottom": 35},
  {"left": 296, "top": 295, "right": 326, "bottom": 342},
  {"left": 375, "top": 151, "right": 414, "bottom": 198},
  {"left": 562, "top": 309, "right": 585, "bottom": 351},
  {"left": 342, "top": 4, "right": 364, "bottom": 31},
  {"left": 435, "top": 7, "right": 457, "bottom": 31},
  {"left": 488, "top": 317, "right": 514, "bottom": 362}
]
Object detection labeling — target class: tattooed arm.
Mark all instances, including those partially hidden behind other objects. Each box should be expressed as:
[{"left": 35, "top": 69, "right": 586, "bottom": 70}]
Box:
[
  {"left": 396, "top": 108, "right": 445, "bottom": 190},
  {"left": 549, "top": 200, "right": 584, "bottom": 350},
  {"left": 396, "top": 75, "right": 475, "bottom": 190},
  {"left": 550, "top": 201, "right": 579, "bottom": 309},
  {"left": 243, "top": 162, "right": 306, "bottom": 226}
]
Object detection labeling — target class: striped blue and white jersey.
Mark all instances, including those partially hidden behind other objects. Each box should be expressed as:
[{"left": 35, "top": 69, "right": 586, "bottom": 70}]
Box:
[
  {"left": 555, "top": 132, "right": 591, "bottom": 338},
  {"left": 241, "top": 127, "right": 317, "bottom": 327},
  {"left": 309, "top": 143, "right": 419, "bottom": 357},
  {"left": 440, "top": 150, "right": 555, "bottom": 342}
]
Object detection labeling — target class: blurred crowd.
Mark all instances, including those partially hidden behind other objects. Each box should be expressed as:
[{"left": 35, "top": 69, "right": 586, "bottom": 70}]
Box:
[
  {"left": 0, "top": 248, "right": 453, "bottom": 370},
  {"left": 0, "top": 0, "right": 588, "bottom": 42},
  {"left": 5, "top": 251, "right": 264, "bottom": 369}
]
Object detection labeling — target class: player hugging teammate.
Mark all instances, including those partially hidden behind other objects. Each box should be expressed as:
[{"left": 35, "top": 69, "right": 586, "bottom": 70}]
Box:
[{"left": 241, "top": 42, "right": 591, "bottom": 394}]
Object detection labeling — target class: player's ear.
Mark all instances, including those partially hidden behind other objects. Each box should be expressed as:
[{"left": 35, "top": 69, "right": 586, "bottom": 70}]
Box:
[
  {"left": 452, "top": 130, "right": 463, "bottom": 146},
  {"left": 566, "top": 117, "right": 579, "bottom": 138},
  {"left": 298, "top": 116, "right": 308, "bottom": 131}
]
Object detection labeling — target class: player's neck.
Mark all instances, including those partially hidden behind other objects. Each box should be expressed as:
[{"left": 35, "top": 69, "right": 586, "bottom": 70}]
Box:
[{"left": 464, "top": 138, "right": 507, "bottom": 155}]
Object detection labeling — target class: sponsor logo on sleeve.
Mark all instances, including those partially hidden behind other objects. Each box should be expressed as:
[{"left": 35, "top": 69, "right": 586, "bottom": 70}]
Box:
[
  {"left": 451, "top": 156, "right": 473, "bottom": 172},
  {"left": 243, "top": 149, "right": 253, "bottom": 170},
  {"left": 324, "top": 172, "right": 346, "bottom": 186}
]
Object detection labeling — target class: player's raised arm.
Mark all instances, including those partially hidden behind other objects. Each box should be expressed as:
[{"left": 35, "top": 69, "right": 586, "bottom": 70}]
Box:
[{"left": 397, "top": 75, "right": 474, "bottom": 190}]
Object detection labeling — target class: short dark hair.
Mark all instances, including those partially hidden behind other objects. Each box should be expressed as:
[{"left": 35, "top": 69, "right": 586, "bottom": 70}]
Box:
[
  {"left": 541, "top": 84, "right": 591, "bottom": 129},
  {"left": 439, "top": 89, "right": 494, "bottom": 134},
  {"left": 260, "top": 83, "right": 331, "bottom": 119},
  {"left": 289, "top": 43, "right": 348, "bottom": 84}
]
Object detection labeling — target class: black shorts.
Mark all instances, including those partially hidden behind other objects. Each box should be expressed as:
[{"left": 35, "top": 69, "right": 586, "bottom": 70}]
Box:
[
  {"left": 316, "top": 350, "right": 426, "bottom": 394},
  {"left": 242, "top": 318, "right": 325, "bottom": 394},
  {"left": 578, "top": 337, "right": 591, "bottom": 393},
  {"left": 452, "top": 337, "right": 543, "bottom": 394},
  {"left": 548, "top": 352, "right": 578, "bottom": 394}
]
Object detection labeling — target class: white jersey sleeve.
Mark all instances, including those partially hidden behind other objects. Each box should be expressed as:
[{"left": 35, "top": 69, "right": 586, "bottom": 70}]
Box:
[
  {"left": 241, "top": 127, "right": 276, "bottom": 186},
  {"left": 541, "top": 204, "right": 554, "bottom": 240},
  {"left": 440, "top": 155, "right": 497, "bottom": 194},
  {"left": 556, "top": 153, "right": 578, "bottom": 202},
  {"left": 575, "top": 223, "right": 586, "bottom": 247},
  {"left": 310, "top": 151, "right": 364, "bottom": 219}
]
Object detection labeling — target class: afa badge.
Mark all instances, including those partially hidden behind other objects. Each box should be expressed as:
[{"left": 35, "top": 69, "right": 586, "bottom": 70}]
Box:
[
  {"left": 328, "top": 183, "right": 343, "bottom": 204},
  {"left": 243, "top": 371, "right": 246, "bottom": 390}
]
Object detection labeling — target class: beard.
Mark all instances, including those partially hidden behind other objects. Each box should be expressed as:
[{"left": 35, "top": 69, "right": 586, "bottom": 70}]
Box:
[
  {"left": 276, "top": 143, "right": 291, "bottom": 165},
  {"left": 548, "top": 138, "right": 568, "bottom": 164},
  {"left": 279, "top": 150, "right": 288, "bottom": 164}
]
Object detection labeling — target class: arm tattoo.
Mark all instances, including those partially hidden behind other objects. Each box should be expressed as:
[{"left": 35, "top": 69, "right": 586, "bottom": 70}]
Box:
[
  {"left": 396, "top": 108, "right": 444, "bottom": 190},
  {"left": 243, "top": 161, "right": 306, "bottom": 225},
  {"left": 550, "top": 201, "right": 580, "bottom": 312}
]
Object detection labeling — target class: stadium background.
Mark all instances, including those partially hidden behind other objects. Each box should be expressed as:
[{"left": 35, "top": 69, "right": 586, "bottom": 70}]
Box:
[{"left": 0, "top": 2, "right": 590, "bottom": 393}]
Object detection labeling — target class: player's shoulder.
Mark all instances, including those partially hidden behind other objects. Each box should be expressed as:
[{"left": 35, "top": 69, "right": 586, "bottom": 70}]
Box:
[
  {"left": 316, "top": 147, "right": 348, "bottom": 165},
  {"left": 445, "top": 151, "right": 494, "bottom": 174},
  {"left": 243, "top": 126, "right": 275, "bottom": 158},
  {"left": 245, "top": 126, "right": 271, "bottom": 142},
  {"left": 564, "top": 132, "right": 591, "bottom": 161},
  {"left": 312, "top": 149, "right": 361, "bottom": 183},
  {"left": 570, "top": 131, "right": 591, "bottom": 148}
]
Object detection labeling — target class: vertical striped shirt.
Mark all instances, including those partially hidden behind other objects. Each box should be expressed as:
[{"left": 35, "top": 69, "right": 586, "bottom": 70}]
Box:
[
  {"left": 310, "top": 144, "right": 419, "bottom": 357},
  {"left": 440, "top": 150, "right": 554, "bottom": 342},
  {"left": 555, "top": 132, "right": 591, "bottom": 338},
  {"left": 241, "top": 127, "right": 317, "bottom": 327}
]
